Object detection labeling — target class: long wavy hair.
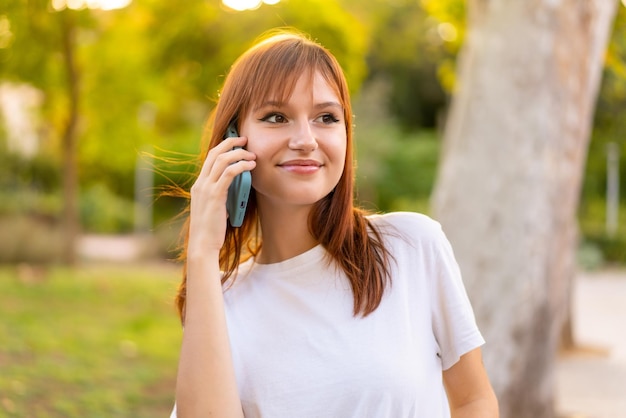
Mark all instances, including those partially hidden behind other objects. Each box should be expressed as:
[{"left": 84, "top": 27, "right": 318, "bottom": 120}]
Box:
[{"left": 174, "top": 29, "right": 392, "bottom": 323}]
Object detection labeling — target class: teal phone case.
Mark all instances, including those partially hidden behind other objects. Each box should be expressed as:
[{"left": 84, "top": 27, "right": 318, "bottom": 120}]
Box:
[{"left": 225, "top": 122, "right": 251, "bottom": 227}]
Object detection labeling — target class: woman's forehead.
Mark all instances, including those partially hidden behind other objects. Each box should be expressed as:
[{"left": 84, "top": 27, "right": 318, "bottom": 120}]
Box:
[{"left": 250, "top": 69, "right": 342, "bottom": 109}]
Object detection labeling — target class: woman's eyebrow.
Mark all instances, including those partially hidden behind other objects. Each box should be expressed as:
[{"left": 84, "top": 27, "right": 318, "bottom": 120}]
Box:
[
  {"left": 254, "top": 100, "right": 343, "bottom": 111},
  {"left": 255, "top": 100, "right": 285, "bottom": 110},
  {"left": 314, "top": 101, "right": 343, "bottom": 111}
]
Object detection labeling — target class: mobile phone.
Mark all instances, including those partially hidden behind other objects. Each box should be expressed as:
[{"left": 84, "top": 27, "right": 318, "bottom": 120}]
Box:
[{"left": 224, "top": 121, "right": 251, "bottom": 227}]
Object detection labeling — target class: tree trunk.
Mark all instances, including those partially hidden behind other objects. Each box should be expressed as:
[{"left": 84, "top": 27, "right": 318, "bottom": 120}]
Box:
[
  {"left": 431, "top": 1, "right": 618, "bottom": 417},
  {"left": 60, "top": 11, "right": 79, "bottom": 266}
]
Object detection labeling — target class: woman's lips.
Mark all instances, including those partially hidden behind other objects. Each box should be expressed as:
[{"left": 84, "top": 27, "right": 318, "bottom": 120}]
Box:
[{"left": 278, "top": 159, "right": 322, "bottom": 174}]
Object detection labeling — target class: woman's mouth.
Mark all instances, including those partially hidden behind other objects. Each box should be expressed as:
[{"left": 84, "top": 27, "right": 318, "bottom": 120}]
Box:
[{"left": 278, "top": 159, "right": 323, "bottom": 174}]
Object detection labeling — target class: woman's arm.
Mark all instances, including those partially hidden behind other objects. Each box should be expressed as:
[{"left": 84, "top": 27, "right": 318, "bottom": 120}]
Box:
[
  {"left": 174, "top": 136, "right": 256, "bottom": 418},
  {"left": 175, "top": 252, "right": 243, "bottom": 418},
  {"left": 443, "top": 347, "right": 499, "bottom": 418}
]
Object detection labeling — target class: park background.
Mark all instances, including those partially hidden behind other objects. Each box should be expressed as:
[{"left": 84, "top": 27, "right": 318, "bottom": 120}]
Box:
[{"left": 0, "top": 0, "right": 625, "bottom": 417}]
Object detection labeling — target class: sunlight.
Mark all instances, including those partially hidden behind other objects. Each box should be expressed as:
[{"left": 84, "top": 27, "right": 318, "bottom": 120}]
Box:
[
  {"left": 222, "top": 0, "right": 280, "bottom": 11},
  {"left": 223, "top": 0, "right": 262, "bottom": 11},
  {"left": 51, "top": 0, "right": 132, "bottom": 11},
  {"left": 437, "top": 22, "right": 457, "bottom": 42},
  {"left": 0, "top": 15, "right": 13, "bottom": 49}
]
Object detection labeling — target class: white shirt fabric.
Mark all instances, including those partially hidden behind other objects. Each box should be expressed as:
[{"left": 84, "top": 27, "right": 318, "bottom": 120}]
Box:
[{"left": 171, "top": 212, "right": 484, "bottom": 418}]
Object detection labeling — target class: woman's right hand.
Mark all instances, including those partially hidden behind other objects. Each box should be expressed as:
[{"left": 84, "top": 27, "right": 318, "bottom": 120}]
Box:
[
  {"left": 176, "top": 136, "right": 252, "bottom": 418},
  {"left": 187, "top": 136, "right": 256, "bottom": 257}
]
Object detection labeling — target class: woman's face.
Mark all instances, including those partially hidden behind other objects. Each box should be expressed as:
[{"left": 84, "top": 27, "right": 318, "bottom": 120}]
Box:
[{"left": 240, "top": 70, "right": 347, "bottom": 211}]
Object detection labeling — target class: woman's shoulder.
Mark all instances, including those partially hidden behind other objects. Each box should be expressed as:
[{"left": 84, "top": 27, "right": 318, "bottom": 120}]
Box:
[
  {"left": 366, "top": 211, "right": 453, "bottom": 254},
  {"left": 367, "top": 211, "right": 444, "bottom": 240}
]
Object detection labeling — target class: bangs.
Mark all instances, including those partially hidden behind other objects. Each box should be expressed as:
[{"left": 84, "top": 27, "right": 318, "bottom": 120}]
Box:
[{"left": 239, "top": 38, "right": 346, "bottom": 116}]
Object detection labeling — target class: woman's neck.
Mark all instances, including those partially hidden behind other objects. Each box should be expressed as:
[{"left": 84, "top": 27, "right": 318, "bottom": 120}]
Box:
[{"left": 255, "top": 202, "right": 318, "bottom": 264}]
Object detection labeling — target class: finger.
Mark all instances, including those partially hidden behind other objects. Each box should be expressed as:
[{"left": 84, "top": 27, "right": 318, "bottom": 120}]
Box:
[
  {"left": 205, "top": 148, "right": 256, "bottom": 184},
  {"left": 198, "top": 137, "right": 252, "bottom": 180},
  {"left": 191, "top": 156, "right": 255, "bottom": 202},
  {"left": 214, "top": 159, "right": 256, "bottom": 191},
  {"left": 222, "top": 135, "right": 248, "bottom": 149}
]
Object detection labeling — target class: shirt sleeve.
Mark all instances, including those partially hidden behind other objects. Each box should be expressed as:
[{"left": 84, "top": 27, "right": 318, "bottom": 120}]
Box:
[{"left": 429, "top": 223, "right": 485, "bottom": 370}]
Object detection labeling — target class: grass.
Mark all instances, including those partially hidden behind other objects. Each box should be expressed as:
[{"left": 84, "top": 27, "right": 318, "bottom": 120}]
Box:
[{"left": 0, "top": 262, "right": 182, "bottom": 418}]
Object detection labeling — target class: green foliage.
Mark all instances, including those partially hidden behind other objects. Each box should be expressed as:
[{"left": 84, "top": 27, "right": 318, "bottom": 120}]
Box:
[
  {"left": 352, "top": 80, "right": 439, "bottom": 214},
  {"left": 419, "top": 0, "right": 465, "bottom": 93},
  {"left": 578, "top": 198, "right": 626, "bottom": 265},
  {"left": 0, "top": 149, "right": 64, "bottom": 257},
  {"left": 578, "top": 4, "right": 626, "bottom": 265},
  {"left": 341, "top": 0, "right": 466, "bottom": 130},
  {"left": 0, "top": 263, "right": 181, "bottom": 417},
  {"left": 584, "top": 4, "right": 626, "bottom": 200},
  {"left": 373, "top": 130, "right": 439, "bottom": 211},
  {"left": 420, "top": 0, "right": 466, "bottom": 53},
  {"left": 80, "top": 183, "right": 135, "bottom": 233},
  {"left": 584, "top": 234, "right": 626, "bottom": 266},
  {"left": 0, "top": 149, "right": 61, "bottom": 196},
  {"left": 362, "top": 0, "right": 453, "bottom": 130},
  {"left": 0, "top": 215, "right": 63, "bottom": 264}
]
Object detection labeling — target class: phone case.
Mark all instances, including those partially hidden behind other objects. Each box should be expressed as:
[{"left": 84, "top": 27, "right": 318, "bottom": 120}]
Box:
[{"left": 225, "top": 122, "right": 252, "bottom": 227}]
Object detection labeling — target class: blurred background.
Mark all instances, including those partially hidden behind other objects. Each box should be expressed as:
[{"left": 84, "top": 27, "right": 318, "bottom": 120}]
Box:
[{"left": 0, "top": 0, "right": 624, "bottom": 417}]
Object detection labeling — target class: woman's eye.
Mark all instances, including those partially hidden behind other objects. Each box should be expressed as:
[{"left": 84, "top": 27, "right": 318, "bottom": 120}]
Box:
[
  {"left": 320, "top": 113, "right": 340, "bottom": 124},
  {"left": 261, "top": 113, "right": 287, "bottom": 123}
]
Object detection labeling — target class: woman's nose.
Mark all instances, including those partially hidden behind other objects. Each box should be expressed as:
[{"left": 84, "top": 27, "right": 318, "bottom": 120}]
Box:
[{"left": 288, "top": 121, "right": 318, "bottom": 152}]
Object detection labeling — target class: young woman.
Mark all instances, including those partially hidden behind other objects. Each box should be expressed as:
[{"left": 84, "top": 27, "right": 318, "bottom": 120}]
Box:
[{"left": 171, "top": 29, "right": 498, "bottom": 418}]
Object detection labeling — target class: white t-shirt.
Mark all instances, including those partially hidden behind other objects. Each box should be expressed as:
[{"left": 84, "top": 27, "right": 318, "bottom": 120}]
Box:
[{"left": 171, "top": 212, "right": 484, "bottom": 418}]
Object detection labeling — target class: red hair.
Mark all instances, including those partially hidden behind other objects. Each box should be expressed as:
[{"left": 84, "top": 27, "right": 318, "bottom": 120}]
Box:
[{"left": 174, "top": 29, "right": 392, "bottom": 322}]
